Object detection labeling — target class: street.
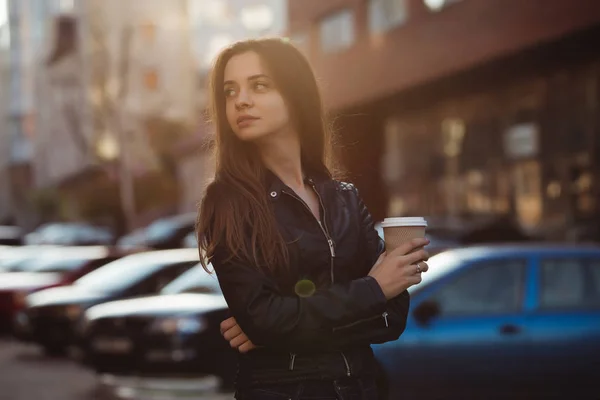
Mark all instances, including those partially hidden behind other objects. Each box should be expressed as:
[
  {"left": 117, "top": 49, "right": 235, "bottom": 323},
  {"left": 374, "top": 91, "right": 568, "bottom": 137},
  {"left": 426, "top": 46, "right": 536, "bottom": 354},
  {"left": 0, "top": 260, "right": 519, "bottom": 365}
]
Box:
[{"left": 0, "top": 338, "right": 234, "bottom": 400}]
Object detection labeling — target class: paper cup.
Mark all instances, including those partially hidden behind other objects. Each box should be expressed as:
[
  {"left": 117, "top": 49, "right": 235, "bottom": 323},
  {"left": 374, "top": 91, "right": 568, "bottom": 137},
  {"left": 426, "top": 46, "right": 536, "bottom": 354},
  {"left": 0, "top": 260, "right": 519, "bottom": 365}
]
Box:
[{"left": 381, "top": 217, "right": 427, "bottom": 252}]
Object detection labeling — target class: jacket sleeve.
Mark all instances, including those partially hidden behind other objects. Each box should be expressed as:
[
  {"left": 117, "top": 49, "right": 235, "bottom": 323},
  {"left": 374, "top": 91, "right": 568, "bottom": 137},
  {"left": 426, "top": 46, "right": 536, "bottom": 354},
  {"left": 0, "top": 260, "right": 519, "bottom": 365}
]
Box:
[
  {"left": 331, "top": 187, "right": 410, "bottom": 346},
  {"left": 211, "top": 244, "right": 388, "bottom": 351}
]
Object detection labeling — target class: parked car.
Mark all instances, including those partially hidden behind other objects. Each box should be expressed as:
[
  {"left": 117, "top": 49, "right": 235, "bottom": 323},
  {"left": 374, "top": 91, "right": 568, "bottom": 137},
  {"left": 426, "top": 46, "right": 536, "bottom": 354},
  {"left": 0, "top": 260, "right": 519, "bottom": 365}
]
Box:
[
  {"left": 23, "top": 249, "right": 199, "bottom": 354},
  {"left": 143, "top": 213, "right": 197, "bottom": 249},
  {"left": 373, "top": 244, "right": 600, "bottom": 400},
  {"left": 0, "top": 246, "right": 70, "bottom": 330},
  {"left": 7, "top": 247, "right": 123, "bottom": 339},
  {"left": 81, "top": 265, "right": 234, "bottom": 386},
  {"left": 115, "top": 227, "right": 149, "bottom": 252}
]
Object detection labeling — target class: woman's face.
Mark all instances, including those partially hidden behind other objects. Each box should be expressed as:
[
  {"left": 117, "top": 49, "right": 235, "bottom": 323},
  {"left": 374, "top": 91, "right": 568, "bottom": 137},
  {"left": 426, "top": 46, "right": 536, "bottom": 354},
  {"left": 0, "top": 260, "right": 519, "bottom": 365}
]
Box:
[{"left": 223, "top": 51, "right": 292, "bottom": 142}]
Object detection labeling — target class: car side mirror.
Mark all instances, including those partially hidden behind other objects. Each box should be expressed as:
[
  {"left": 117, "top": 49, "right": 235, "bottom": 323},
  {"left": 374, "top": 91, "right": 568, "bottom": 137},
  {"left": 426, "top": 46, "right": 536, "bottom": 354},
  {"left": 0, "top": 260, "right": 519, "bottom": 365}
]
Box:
[{"left": 413, "top": 300, "right": 441, "bottom": 326}]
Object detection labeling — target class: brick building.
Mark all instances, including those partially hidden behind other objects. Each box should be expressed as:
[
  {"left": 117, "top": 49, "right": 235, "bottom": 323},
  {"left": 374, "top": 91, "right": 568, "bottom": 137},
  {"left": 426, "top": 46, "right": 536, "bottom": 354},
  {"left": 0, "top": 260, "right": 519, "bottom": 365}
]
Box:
[{"left": 289, "top": 0, "right": 600, "bottom": 239}]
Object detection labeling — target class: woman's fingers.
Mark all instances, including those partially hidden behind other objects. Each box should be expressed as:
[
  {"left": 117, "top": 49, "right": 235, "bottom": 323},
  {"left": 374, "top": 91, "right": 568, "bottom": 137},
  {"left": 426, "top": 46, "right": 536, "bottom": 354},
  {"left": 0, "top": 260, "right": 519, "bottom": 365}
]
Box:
[
  {"left": 222, "top": 323, "right": 243, "bottom": 341},
  {"left": 229, "top": 332, "right": 258, "bottom": 353},
  {"left": 417, "top": 261, "right": 429, "bottom": 273},
  {"left": 238, "top": 340, "right": 257, "bottom": 354},
  {"left": 220, "top": 317, "right": 237, "bottom": 334},
  {"left": 229, "top": 332, "right": 249, "bottom": 348},
  {"left": 402, "top": 249, "right": 430, "bottom": 266},
  {"left": 389, "top": 237, "right": 429, "bottom": 257}
]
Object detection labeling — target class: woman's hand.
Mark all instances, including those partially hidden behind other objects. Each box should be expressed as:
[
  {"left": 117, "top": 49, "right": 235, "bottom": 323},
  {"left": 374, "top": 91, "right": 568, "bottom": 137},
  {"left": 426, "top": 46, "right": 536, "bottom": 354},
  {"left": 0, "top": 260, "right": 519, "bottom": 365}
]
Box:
[
  {"left": 220, "top": 316, "right": 258, "bottom": 353},
  {"left": 368, "top": 238, "right": 430, "bottom": 300}
]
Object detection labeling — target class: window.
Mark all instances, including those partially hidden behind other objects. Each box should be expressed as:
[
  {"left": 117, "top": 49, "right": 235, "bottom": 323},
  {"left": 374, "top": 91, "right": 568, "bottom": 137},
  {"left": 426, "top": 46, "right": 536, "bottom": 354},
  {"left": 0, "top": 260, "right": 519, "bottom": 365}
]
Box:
[
  {"left": 540, "top": 259, "right": 600, "bottom": 310},
  {"left": 430, "top": 259, "right": 526, "bottom": 315},
  {"left": 319, "top": 8, "right": 354, "bottom": 54},
  {"left": 368, "top": 0, "right": 408, "bottom": 34}
]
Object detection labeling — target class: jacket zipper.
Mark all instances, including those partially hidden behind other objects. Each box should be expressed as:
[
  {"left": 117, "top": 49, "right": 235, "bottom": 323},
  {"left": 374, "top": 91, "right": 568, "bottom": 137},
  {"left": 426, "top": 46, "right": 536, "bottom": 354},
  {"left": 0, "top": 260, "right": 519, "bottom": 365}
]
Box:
[
  {"left": 306, "top": 180, "right": 336, "bottom": 283},
  {"left": 281, "top": 187, "right": 336, "bottom": 282},
  {"left": 332, "top": 311, "right": 389, "bottom": 332},
  {"left": 340, "top": 352, "right": 352, "bottom": 377},
  {"left": 282, "top": 184, "right": 339, "bottom": 375}
]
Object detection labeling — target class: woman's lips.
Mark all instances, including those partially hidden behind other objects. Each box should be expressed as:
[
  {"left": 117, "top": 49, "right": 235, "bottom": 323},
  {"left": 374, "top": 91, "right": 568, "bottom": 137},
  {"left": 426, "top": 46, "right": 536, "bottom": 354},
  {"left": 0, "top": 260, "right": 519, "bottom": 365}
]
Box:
[{"left": 237, "top": 116, "right": 259, "bottom": 128}]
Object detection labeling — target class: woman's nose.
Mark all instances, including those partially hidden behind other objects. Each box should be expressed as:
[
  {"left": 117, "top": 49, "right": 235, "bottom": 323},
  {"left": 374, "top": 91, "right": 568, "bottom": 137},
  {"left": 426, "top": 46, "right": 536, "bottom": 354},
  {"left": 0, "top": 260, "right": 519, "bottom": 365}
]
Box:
[{"left": 235, "top": 89, "right": 253, "bottom": 109}]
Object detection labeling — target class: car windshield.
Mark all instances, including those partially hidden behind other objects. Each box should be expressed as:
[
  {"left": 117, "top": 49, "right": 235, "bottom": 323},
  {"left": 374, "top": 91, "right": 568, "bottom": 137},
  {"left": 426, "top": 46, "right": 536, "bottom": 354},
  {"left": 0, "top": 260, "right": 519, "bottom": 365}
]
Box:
[
  {"left": 74, "top": 254, "right": 176, "bottom": 293},
  {"left": 145, "top": 214, "right": 195, "bottom": 242},
  {"left": 1, "top": 257, "right": 33, "bottom": 272},
  {"left": 160, "top": 265, "right": 221, "bottom": 295},
  {"left": 408, "top": 251, "right": 463, "bottom": 294},
  {"left": 18, "top": 257, "right": 89, "bottom": 273}
]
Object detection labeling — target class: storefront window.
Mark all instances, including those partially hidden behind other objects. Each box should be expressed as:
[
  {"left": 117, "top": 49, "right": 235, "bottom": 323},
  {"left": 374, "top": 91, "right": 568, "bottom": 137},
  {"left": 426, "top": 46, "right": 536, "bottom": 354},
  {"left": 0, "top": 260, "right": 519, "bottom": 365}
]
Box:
[{"left": 513, "top": 160, "right": 542, "bottom": 229}]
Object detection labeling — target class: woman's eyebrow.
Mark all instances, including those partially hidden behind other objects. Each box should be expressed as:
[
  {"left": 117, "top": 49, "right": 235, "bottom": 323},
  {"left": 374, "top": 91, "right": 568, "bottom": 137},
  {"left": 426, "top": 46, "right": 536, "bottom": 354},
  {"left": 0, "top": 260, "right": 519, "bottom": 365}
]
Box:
[
  {"left": 247, "top": 74, "right": 270, "bottom": 81},
  {"left": 224, "top": 74, "right": 270, "bottom": 86}
]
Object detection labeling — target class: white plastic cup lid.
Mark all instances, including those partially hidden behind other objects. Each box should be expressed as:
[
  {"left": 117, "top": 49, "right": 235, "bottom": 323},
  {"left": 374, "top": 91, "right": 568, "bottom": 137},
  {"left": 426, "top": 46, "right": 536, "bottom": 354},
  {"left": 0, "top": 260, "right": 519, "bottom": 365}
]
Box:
[{"left": 381, "top": 217, "right": 427, "bottom": 228}]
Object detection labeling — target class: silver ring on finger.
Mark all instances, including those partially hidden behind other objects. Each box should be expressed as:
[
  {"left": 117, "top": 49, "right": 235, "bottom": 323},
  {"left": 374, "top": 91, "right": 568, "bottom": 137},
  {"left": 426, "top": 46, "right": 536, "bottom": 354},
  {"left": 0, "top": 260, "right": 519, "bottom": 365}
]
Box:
[{"left": 416, "top": 263, "right": 422, "bottom": 274}]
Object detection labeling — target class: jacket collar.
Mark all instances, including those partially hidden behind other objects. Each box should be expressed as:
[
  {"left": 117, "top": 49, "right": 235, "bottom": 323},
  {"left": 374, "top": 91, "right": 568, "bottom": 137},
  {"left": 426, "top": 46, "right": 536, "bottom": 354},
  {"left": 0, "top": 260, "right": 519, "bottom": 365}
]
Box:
[{"left": 264, "top": 167, "right": 329, "bottom": 201}]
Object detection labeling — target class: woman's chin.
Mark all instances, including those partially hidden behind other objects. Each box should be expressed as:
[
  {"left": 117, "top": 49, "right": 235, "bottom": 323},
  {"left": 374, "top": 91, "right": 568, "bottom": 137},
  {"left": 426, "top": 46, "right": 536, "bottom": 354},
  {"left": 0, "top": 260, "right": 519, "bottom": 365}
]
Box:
[{"left": 235, "top": 128, "right": 271, "bottom": 142}]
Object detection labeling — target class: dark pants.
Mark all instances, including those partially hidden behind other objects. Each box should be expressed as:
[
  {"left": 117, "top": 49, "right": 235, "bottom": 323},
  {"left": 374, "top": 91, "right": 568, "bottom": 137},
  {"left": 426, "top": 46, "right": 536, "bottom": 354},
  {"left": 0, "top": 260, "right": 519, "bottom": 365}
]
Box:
[{"left": 234, "top": 377, "right": 379, "bottom": 400}]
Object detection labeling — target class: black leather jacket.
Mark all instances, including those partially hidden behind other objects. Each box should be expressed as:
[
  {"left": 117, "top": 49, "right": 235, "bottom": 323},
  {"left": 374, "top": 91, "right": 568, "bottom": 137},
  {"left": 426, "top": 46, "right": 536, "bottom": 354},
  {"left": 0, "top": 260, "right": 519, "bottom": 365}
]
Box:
[{"left": 210, "top": 171, "right": 410, "bottom": 388}]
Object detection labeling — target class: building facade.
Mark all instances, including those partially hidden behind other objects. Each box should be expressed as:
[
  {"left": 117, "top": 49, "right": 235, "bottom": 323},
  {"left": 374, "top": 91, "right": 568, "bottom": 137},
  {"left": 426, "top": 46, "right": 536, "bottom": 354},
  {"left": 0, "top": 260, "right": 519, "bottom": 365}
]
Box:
[
  {"left": 26, "top": 0, "right": 197, "bottom": 231},
  {"left": 289, "top": 0, "right": 600, "bottom": 239},
  {"left": 4, "top": 0, "right": 70, "bottom": 228}
]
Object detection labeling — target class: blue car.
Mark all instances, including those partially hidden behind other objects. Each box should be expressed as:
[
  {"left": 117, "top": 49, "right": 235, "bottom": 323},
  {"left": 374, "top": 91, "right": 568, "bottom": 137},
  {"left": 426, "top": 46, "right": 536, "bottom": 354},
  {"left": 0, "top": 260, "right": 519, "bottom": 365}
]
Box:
[{"left": 373, "top": 245, "right": 600, "bottom": 400}]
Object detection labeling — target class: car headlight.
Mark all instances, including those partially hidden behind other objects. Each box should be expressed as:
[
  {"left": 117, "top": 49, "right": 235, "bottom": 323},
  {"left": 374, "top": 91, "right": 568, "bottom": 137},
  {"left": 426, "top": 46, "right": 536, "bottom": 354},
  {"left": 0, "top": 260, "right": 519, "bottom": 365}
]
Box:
[
  {"left": 65, "top": 305, "right": 82, "bottom": 320},
  {"left": 149, "top": 317, "right": 206, "bottom": 334}
]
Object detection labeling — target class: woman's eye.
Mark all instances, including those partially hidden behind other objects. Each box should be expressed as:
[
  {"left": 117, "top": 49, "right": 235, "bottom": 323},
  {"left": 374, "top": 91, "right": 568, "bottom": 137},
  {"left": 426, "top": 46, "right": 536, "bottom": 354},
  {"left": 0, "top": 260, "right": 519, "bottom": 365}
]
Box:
[
  {"left": 224, "top": 88, "right": 236, "bottom": 97},
  {"left": 254, "top": 82, "right": 268, "bottom": 91}
]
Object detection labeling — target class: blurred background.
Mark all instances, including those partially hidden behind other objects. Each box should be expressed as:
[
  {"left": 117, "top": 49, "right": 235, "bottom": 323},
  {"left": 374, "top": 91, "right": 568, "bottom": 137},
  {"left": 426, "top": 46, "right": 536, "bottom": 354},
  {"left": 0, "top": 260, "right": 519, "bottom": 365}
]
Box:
[{"left": 1, "top": 1, "right": 600, "bottom": 399}]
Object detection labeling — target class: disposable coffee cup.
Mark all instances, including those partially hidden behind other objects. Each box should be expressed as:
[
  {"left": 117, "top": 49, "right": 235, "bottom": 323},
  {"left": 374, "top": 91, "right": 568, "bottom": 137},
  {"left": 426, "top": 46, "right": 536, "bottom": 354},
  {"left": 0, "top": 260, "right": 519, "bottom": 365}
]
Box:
[{"left": 381, "top": 217, "right": 427, "bottom": 252}]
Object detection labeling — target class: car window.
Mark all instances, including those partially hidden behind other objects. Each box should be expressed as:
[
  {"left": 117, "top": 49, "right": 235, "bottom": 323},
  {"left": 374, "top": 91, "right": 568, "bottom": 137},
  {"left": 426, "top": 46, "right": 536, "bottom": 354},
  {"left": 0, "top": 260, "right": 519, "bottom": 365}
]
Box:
[
  {"left": 161, "top": 265, "right": 221, "bottom": 295},
  {"left": 429, "top": 259, "right": 526, "bottom": 316},
  {"left": 132, "top": 261, "right": 197, "bottom": 295},
  {"left": 75, "top": 255, "right": 194, "bottom": 293},
  {"left": 540, "top": 258, "right": 600, "bottom": 310},
  {"left": 156, "top": 261, "right": 197, "bottom": 290}
]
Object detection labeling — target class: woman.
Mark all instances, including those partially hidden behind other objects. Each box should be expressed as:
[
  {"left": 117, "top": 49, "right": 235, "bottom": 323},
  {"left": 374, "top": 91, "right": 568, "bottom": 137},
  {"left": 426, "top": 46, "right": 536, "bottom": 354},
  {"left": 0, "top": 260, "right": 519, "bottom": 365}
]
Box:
[{"left": 196, "top": 38, "right": 429, "bottom": 400}]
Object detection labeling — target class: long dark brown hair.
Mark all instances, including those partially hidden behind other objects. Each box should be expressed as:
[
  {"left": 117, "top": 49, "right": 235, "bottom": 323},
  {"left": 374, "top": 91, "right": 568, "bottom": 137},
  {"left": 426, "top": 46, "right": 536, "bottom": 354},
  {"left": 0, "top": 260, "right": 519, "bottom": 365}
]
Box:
[{"left": 196, "top": 38, "right": 335, "bottom": 274}]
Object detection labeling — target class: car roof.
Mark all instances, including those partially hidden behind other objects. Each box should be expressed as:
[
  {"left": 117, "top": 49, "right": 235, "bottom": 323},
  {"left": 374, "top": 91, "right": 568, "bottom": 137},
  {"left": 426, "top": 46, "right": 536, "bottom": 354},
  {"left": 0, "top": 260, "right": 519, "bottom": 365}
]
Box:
[
  {"left": 443, "top": 243, "right": 600, "bottom": 260},
  {"left": 413, "top": 243, "right": 600, "bottom": 294}
]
